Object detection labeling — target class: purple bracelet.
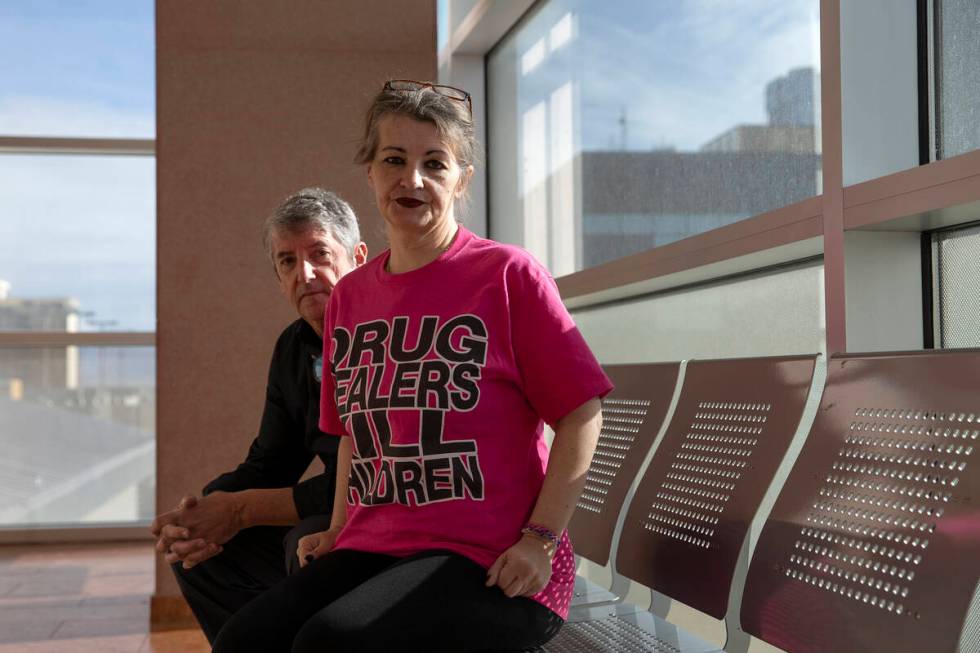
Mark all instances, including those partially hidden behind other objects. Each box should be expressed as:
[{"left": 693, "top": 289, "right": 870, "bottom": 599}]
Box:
[{"left": 521, "top": 523, "right": 560, "bottom": 548}]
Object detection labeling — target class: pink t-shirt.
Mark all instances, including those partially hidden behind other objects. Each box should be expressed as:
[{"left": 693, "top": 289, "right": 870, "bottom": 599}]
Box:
[{"left": 319, "top": 227, "right": 613, "bottom": 619}]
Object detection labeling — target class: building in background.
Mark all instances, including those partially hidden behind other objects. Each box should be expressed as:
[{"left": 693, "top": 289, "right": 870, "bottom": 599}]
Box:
[
  {"left": 580, "top": 68, "right": 821, "bottom": 268},
  {"left": 0, "top": 280, "right": 154, "bottom": 525}
]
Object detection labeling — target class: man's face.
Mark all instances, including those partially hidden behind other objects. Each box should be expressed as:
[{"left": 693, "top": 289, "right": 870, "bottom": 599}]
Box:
[{"left": 271, "top": 226, "right": 364, "bottom": 336}]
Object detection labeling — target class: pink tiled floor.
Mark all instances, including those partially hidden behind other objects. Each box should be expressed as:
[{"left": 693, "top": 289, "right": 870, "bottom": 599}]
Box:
[{"left": 0, "top": 542, "right": 208, "bottom": 653}]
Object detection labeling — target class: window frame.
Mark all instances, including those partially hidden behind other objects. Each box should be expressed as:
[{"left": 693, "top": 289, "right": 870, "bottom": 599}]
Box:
[
  {"left": 0, "top": 136, "right": 156, "bottom": 541},
  {"left": 440, "top": 0, "right": 980, "bottom": 353}
]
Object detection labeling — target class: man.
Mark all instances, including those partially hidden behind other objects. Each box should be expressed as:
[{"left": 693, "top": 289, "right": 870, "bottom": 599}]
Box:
[{"left": 150, "top": 187, "right": 367, "bottom": 643}]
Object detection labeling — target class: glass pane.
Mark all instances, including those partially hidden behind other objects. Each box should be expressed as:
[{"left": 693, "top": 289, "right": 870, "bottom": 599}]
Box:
[
  {"left": 839, "top": 0, "right": 919, "bottom": 186},
  {"left": 0, "top": 155, "right": 155, "bottom": 332},
  {"left": 0, "top": 346, "right": 155, "bottom": 526},
  {"left": 488, "top": 1, "right": 821, "bottom": 275},
  {"left": 936, "top": 224, "right": 980, "bottom": 348},
  {"left": 572, "top": 262, "right": 825, "bottom": 363},
  {"left": 937, "top": 0, "right": 980, "bottom": 159},
  {"left": 0, "top": 1, "right": 154, "bottom": 138}
]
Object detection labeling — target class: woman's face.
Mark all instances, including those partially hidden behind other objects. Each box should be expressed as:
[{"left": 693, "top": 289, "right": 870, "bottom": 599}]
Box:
[{"left": 367, "top": 114, "right": 470, "bottom": 236}]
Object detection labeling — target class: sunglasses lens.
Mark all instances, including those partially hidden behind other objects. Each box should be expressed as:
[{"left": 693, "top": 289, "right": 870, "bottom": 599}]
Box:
[
  {"left": 434, "top": 85, "right": 468, "bottom": 101},
  {"left": 383, "top": 80, "right": 471, "bottom": 116}
]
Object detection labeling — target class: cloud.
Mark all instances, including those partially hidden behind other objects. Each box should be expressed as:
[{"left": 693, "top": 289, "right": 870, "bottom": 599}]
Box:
[
  {"left": 0, "top": 150, "right": 155, "bottom": 330},
  {"left": 0, "top": 95, "right": 153, "bottom": 138},
  {"left": 499, "top": 0, "right": 820, "bottom": 152}
]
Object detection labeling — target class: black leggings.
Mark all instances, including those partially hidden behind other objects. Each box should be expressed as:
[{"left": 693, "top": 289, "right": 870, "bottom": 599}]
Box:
[{"left": 210, "top": 548, "right": 563, "bottom": 653}]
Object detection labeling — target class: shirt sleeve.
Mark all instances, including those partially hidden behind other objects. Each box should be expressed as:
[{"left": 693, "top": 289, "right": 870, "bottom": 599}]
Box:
[
  {"left": 203, "top": 331, "right": 323, "bottom": 516},
  {"left": 508, "top": 255, "right": 614, "bottom": 426}
]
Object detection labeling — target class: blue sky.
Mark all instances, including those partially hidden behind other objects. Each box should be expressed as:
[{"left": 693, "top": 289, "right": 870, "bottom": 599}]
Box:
[
  {"left": 0, "top": 1, "right": 155, "bottom": 331},
  {"left": 494, "top": 0, "right": 821, "bottom": 152},
  {"left": 0, "top": 0, "right": 154, "bottom": 138}
]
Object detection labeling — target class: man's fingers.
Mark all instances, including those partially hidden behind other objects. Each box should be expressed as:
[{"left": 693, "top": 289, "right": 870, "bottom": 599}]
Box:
[
  {"left": 182, "top": 542, "right": 221, "bottom": 570},
  {"left": 173, "top": 540, "right": 216, "bottom": 568},
  {"left": 155, "top": 524, "right": 190, "bottom": 553},
  {"left": 162, "top": 523, "right": 189, "bottom": 540},
  {"left": 149, "top": 508, "right": 179, "bottom": 536},
  {"left": 179, "top": 495, "right": 198, "bottom": 510},
  {"left": 165, "top": 538, "right": 208, "bottom": 564}
]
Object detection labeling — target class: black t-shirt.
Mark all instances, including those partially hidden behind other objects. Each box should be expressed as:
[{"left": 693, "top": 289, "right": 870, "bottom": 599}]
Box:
[{"left": 203, "top": 319, "right": 335, "bottom": 518}]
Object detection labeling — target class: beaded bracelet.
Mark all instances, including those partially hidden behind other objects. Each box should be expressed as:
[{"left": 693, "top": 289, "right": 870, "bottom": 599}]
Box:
[{"left": 521, "top": 523, "right": 560, "bottom": 549}]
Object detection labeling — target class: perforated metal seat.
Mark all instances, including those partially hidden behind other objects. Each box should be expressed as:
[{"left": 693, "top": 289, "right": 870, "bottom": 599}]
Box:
[
  {"left": 741, "top": 350, "right": 980, "bottom": 653},
  {"left": 547, "top": 603, "right": 722, "bottom": 653},
  {"left": 569, "top": 363, "right": 680, "bottom": 607},
  {"left": 548, "top": 355, "right": 819, "bottom": 651}
]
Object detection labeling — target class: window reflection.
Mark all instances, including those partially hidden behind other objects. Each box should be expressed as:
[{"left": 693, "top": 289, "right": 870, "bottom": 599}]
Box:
[
  {"left": 0, "top": 346, "right": 155, "bottom": 525},
  {"left": 488, "top": 1, "right": 821, "bottom": 273}
]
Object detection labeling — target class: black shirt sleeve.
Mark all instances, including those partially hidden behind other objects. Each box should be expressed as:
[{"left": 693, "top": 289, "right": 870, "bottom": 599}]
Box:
[{"left": 202, "top": 322, "right": 334, "bottom": 518}]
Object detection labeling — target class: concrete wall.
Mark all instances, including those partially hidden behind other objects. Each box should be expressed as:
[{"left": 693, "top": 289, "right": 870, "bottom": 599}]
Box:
[{"left": 154, "top": 0, "right": 435, "bottom": 618}]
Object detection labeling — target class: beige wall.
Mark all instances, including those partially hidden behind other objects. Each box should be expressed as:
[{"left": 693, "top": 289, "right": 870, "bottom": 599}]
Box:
[{"left": 155, "top": 0, "right": 435, "bottom": 608}]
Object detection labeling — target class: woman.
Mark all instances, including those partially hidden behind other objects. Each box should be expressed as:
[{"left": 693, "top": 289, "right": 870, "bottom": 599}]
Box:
[{"left": 212, "top": 80, "right": 612, "bottom": 653}]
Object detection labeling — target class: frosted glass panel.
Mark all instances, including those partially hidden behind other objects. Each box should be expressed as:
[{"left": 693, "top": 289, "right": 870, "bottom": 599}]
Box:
[
  {"left": 936, "top": 223, "right": 980, "bottom": 348},
  {"left": 937, "top": 0, "right": 980, "bottom": 159},
  {"left": 572, "top": 262, "right": 825, "bottom": 363}
]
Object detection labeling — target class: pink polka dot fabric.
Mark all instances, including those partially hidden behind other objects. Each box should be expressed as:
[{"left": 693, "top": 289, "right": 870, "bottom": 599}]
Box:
[{"left": 531, "top": 530, "right": 575, "bottom": 619}]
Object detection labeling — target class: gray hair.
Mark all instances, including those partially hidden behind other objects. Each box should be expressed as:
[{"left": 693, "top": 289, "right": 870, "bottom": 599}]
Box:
[
  {"left": 355, "top": 84, "right": 480, "bottom": 176},
  {"left": 263, "top": 187, "right": 360, "bottom": 262}
]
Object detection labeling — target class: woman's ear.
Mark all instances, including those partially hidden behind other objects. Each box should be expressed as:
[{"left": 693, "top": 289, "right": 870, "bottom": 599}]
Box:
[{"left": 455, "top": 164, "right": 475, "bottom": 197}]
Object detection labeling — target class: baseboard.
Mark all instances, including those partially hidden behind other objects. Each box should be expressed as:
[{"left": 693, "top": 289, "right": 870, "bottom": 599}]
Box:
[{"left": 150, "top": 594, "right": 200, "bottom": 632}]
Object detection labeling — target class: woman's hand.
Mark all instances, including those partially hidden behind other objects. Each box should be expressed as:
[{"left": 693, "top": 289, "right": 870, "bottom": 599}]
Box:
[
  {"left": 296, "top": 526, "right": 343, "bottom": 568},
  {"left": 485, "top": 533, "right": 554, "bottom": 597}
]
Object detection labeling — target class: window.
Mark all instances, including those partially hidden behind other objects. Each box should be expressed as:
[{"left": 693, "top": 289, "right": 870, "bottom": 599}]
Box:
[
  {"left": 0, "top": 1, "right": 154, "bottom": 138},
  {"left": 487, "top": 0, "right": 821, "bottom": 275},
  {"left": 0, "top": 155, "right": 155, "bottom": 332},
  {"left": 932, "top": 223, "right": 980, "bottom": 348},
  {"left": 935, "top": 0, "right": 980, "bottom": 160},
  {"left": 0, "top": 1, "right": 155, "bottom": 529}
]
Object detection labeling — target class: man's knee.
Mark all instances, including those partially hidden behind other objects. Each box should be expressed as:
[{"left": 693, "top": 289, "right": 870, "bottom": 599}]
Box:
[{"left": 170, "top": 558, "right": 199, "bottom": 592}]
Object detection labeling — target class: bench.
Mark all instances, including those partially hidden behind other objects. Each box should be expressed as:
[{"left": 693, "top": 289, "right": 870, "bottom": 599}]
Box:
[
  {"left": 569, "top": 362, "right": 681, "bottom": 607},
  {"left": 548, "top": 354, "right": 819, "bottom": 652},
  {"left": 741, "top": 349, "right": 980, "bottom": 652}
]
